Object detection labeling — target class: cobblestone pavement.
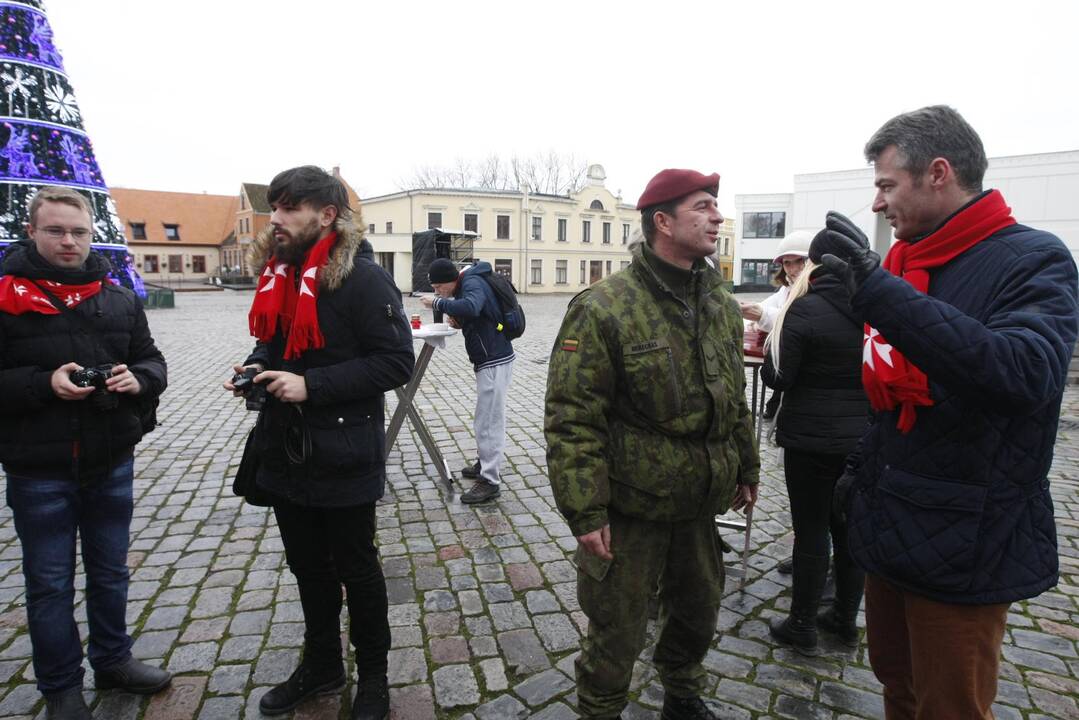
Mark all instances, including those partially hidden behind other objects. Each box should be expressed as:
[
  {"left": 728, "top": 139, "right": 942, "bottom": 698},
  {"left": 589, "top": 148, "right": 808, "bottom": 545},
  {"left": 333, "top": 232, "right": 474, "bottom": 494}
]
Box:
[{"left": 0, "top": 290, "right": 1076, "bottom": 720}]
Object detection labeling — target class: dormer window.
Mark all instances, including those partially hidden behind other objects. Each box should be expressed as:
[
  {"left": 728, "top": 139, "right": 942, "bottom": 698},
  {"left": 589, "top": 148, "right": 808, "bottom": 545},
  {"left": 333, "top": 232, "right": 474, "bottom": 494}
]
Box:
[{"left": 589, "top": 199, "right": 605, "bottom": 211}]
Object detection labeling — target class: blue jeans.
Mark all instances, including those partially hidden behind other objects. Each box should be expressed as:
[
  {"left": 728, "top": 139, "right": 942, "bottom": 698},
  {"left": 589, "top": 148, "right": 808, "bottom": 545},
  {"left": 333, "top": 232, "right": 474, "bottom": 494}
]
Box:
[{"left": 5, "top": 458, "right": 135, "bottom": 693}]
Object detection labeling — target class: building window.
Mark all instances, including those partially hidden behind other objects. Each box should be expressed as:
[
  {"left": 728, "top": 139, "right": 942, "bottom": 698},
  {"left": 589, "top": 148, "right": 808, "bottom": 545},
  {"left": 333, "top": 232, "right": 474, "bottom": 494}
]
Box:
[
  {"left": 144, "top": 255, "right": 158, "bottom": 273},
  {"left": 168, "top": 254, "right": 182, "bottom": 273},
  {"left": 582, "top": 220, "right": 591, "bottom": 243},
  {"left": 192, "top": 255, "right": 206, "bottom": 273},
  {"left": 556, "top": 259, "right": 567, "bottom": 284},
  {"left": 530, "top": 259, "right": 542, "bottom": 285},
  {"left": 243, "top": 218, "right": 248, "bottom": 234},
  {"left": 620, "top": 260, "right": 630, "bottom": 271},
  {"left": 464, "top": 213, "right": 478, "bottom": 233},
  {"left": 605, "top": 260, "right": 612, "bottom": 276},
  {"left": 589, "top": 199, "right": 605, "bottom": 210},
  {"left": 531, "top": 216, "right": 542, "bottom": 242},
  {"left": 386, "top": 221, "right": 393, "bottom": 234},
  {"left": 557, "top": 218, "right": 567, "bottom": 242},
  {"left": 240, "top": 194, "right": 246, "bottom": 210},
  {"left": 130, "top": 222, "right": 146, "bottom": 240},
  {"left": 427, "top": 212, "right": 442, "bottom": 230},
  {"left": 622, "top": 224, "right": 630, "bottom": 244},
  {"left": 497, "top": 215, "right": 510, "bottom": 240},
  {"left": 164, "top": 224, "right": 180, "bottom": 241},
  {"left": 368, "top": 223, "right": 375, "bottom": 233},
  {"left": 495, "top": 258, "right": 512, "bottom": 279},
  {"left": 602, "top": 222, "right": 611, "bottom": 244},
  {"left": 743, "top": 212, "right": 786, "bottom": 238},
  {"left": 722, "top": 237, "right": 730, "bottom": 256},
  {"left": 741, "top": 259, "right": 777, "bottom": 285},
  {"left": 579, "top": 260, "right": 586, "bottom": 284}
]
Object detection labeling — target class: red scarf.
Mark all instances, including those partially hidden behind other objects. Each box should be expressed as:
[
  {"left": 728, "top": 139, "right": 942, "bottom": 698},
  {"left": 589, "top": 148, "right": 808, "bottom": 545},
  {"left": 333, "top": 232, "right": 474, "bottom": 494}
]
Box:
[
  {"left": 248, "top": 232, "right": 337, "bottom": 360},
  {"left": 863, "top": 190, "right": 1016, "bottom": 433},
  {"left": 0, "top": 276, "right": 104, "bottom": 315}
]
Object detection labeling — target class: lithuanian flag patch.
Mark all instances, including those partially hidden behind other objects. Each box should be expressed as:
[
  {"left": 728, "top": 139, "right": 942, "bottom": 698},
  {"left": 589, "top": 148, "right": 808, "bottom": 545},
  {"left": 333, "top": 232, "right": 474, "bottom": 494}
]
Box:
[{"left": 561, "top": 338, "right": 579, "bottom": 352}]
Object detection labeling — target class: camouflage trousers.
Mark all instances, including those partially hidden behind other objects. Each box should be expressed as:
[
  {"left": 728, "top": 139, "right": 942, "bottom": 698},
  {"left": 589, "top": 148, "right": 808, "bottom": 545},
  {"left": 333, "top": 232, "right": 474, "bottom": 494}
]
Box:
[{"left": 574, "top": 508, "right": 725, "bottom": 719}]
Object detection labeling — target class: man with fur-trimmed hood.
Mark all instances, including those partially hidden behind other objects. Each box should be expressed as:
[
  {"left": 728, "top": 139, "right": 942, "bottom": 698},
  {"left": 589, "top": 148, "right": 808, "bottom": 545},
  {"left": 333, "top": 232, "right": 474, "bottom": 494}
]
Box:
[{"left": 224, "top": 166, "right": 414, "bottom": 720}]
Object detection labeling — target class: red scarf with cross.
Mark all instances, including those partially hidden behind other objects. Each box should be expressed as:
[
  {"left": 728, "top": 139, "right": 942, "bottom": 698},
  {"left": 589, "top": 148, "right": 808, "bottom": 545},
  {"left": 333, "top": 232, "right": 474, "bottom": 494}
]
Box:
[
  {"left": 0, "top": 276, "right": 104, "bottom": 315},
  {"left": 863, "top": 190, "right": 1016, "bottom": 433},
  {"left": 248, "top": 232, "right": 337, "bottom": 359}
]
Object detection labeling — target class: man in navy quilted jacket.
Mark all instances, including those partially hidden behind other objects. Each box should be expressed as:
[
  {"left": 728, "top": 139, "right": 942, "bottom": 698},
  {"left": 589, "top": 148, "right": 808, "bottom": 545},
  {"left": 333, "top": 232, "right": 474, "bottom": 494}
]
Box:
[{"left": 819, "top": 105, "right": 1078, "bottom": 719}]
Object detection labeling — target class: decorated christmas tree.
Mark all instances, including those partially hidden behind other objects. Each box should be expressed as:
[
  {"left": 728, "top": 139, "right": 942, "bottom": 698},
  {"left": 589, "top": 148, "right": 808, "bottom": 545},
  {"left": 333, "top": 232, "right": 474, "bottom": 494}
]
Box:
[{"left": 0, "top": 0, "right": 141, "bottom": 293}]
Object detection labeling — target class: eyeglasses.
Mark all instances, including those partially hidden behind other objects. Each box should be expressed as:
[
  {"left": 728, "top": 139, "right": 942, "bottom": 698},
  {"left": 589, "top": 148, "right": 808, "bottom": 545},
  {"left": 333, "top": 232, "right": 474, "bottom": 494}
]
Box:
[{"left": 38, "top": 226, "right": 92, "bottom": 240}]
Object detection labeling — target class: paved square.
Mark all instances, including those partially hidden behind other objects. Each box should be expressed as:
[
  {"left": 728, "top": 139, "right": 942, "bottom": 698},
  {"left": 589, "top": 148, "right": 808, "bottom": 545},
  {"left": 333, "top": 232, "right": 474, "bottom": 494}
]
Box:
[{"left": 0, "top": 290, "right": 1075, "bottom": 719}]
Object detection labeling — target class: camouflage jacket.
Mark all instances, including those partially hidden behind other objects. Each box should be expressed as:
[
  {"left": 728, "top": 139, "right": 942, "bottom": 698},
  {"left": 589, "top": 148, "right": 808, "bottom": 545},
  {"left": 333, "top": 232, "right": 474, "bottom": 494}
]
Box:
[{"left": 545, "top": 245, "right": 760, "bottom": 535}]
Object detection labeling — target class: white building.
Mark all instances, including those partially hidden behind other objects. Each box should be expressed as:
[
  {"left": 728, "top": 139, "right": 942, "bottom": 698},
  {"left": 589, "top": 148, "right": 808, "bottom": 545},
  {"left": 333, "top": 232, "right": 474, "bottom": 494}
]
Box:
[
  {"left": 359, "top": 164, "right": 639, "bottom": 293},
  {"left": 734, "top": 150, "right": 1079, "bottom": 289}
]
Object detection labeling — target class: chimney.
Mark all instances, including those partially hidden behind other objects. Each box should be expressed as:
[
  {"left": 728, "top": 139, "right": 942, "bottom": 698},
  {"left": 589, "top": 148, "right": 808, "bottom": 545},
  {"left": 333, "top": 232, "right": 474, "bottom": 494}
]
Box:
[{"left": 332, "top": 165, "right": 341, "bottom": 178}]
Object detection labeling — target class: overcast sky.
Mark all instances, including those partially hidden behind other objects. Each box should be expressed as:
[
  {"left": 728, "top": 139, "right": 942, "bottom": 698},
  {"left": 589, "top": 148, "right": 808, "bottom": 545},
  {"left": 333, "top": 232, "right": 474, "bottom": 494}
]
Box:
[{"left": 45, "top": 0, "right": 1078, "bottom": 213}]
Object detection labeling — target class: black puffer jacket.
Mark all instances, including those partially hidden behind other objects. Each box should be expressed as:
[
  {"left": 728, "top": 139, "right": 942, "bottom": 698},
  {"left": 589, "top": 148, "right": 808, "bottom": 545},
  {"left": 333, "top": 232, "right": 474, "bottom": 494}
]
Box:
[
  {"left": 244, "top": 222, "right": 414, "bottom": 507},
  {"left": 761, "top": 270, "right": 869, "bottom": 454},
  {"left": 0, "top": 241, "right": 167, "bottom": 479}
]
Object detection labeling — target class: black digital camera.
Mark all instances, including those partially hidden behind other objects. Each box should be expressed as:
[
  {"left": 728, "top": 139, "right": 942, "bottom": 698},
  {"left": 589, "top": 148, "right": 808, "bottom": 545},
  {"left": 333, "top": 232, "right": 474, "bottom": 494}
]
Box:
[
  {"left": 70, "top": 364, "right": 118, "bottom": 411},
  {"left": 231, "top": 367, "right": 267, "bottom": 411}
]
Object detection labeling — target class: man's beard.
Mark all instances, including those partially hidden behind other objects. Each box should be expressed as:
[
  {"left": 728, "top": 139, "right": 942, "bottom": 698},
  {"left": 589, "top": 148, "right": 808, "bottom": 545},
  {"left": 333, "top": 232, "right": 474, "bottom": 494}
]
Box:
[{"left": 273, "top": 221, "right": 321, "bottom": 265}]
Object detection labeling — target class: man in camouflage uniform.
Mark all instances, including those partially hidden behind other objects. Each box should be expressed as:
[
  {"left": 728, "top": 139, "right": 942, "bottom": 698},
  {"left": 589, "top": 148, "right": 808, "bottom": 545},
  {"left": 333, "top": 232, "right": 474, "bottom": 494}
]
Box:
[{"left": 545, "top": 168, "right": 760, "bottom": 720}]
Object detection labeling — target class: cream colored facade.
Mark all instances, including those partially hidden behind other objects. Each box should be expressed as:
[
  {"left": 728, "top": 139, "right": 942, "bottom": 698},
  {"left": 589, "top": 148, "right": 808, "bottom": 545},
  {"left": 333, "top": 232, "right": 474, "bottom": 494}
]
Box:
[
  {"left": 359, "top": 164, "right": 639, "bottom": 293},
  {"left": 712, "top": 216, "right": 735, "bottom": 280}
]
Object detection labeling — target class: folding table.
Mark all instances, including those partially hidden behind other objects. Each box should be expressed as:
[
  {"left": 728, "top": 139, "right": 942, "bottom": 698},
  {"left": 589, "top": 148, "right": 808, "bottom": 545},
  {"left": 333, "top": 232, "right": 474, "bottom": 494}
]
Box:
[{"left": 384, "top": 324, "right": 458, "bottom": 488}]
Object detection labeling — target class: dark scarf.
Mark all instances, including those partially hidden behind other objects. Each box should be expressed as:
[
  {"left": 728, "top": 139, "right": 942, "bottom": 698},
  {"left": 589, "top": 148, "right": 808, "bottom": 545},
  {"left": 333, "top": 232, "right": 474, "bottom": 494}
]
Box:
[{"left": 863, "top": 190, "right": 1016, "bottom": 432}]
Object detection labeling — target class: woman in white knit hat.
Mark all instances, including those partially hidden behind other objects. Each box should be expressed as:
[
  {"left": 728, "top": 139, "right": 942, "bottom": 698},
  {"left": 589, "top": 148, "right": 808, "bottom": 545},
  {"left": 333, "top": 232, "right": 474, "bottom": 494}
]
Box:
[{"left": 739, "top": 229, "right": 813, "bottom": 419}]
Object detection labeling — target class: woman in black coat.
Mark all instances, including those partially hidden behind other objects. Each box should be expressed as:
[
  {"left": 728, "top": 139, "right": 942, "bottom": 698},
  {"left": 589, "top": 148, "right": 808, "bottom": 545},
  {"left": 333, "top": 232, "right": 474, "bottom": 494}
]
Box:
[{"left": 761, "top": 237, "right": 869, "bottom": 655}]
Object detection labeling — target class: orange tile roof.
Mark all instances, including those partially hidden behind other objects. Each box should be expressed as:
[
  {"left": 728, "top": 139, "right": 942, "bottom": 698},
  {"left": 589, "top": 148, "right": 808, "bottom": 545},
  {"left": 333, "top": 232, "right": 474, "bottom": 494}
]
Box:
[{"left": 111, "top": 188, "right": 238, "bottom": 247}]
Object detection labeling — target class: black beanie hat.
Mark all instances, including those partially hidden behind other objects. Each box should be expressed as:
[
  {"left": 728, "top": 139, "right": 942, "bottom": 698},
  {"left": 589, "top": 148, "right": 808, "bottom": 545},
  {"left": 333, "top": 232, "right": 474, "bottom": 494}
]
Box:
[{"left": 428, "top": 258, "right": 459, "bottom": 284}]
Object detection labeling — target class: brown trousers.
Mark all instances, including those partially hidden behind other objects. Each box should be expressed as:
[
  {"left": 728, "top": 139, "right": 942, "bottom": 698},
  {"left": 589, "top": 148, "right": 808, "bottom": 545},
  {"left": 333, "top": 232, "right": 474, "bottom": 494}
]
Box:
[{"left": 865, "top": 574, "right": 1010, "bottom": 720}]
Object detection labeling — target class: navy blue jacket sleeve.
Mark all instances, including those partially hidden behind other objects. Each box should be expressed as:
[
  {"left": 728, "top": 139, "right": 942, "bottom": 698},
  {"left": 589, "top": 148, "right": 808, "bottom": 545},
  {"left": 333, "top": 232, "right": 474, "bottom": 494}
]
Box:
[
  {"left": 853, "top": 245, "right": 1078, "bottom": 415},
  {"left": 435, "top": 275, "right": 488, "bottom": 320}
]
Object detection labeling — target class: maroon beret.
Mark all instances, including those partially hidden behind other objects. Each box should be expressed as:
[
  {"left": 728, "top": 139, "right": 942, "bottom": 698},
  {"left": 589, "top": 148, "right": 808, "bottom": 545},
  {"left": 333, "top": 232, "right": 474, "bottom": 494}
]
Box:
[{"left": 636, "top": 168, "right": 720, "bottom": 210}]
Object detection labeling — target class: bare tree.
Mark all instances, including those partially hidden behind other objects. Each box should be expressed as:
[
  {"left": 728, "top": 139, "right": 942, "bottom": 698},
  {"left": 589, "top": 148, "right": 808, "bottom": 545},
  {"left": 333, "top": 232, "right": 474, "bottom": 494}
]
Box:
[{"left": 399, "top": 152, "right": 588, "bottom": 195}]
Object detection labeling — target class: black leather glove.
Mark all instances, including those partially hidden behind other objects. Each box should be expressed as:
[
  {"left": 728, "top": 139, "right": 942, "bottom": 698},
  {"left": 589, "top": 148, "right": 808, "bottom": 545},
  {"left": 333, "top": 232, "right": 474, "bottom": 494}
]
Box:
[
  {"left": 826, "top": 211, "right": 870, "bottom": 250},
  {"left": 832, "top": 467, "right": 857, "bottom": 523},
  {"left": 810, "top": 211, "right": 870, "bottom": 264},
  {"left": 818, "top": 214, "right": 881, "bottom": 297}
]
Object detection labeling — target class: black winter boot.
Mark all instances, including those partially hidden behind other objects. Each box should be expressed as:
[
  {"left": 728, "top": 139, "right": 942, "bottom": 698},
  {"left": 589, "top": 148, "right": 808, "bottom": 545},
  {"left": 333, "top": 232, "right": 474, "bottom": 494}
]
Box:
[
  {"left": 351, "top": 675, "right": 389, "bottom": 720},
  {"left": 661, "top": 693, "right": 719, "bottom": 720},
  {"left": 44, "top": 687, "right": 91, "bottom": 720},
  {"left": 817, "top": 554, "right": 865, "bottom": 648},
  {"left": 770, "top": 552, "right": 829, "bottom": 656},
  {"left": 259, "top": 661, "right": 346, "bottom": 716}
]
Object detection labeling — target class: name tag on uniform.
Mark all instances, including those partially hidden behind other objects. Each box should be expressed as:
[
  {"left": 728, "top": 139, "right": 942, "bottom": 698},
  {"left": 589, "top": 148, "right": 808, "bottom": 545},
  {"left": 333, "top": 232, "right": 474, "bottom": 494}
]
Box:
[{"left": 622, "top": 338, "right": 670, "bottom": 356}]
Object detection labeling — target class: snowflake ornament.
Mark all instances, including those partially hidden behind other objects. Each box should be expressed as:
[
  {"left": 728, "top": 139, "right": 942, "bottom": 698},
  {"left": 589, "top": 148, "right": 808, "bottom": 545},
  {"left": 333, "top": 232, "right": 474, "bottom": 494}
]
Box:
[{"left": 44, "top": 82, "right": 79, "bottom": 122}]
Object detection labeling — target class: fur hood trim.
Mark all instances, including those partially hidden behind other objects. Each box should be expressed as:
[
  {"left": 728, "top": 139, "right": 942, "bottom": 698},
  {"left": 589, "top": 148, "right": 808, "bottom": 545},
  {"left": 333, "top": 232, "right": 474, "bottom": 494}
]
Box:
[{"left": 247, "top": 217, "right": 367, "bottom": 292}]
